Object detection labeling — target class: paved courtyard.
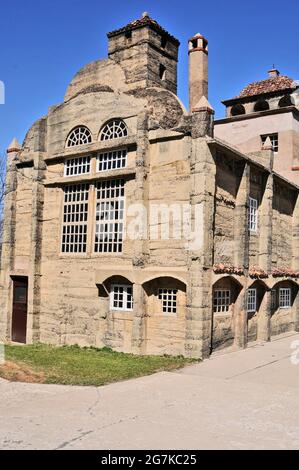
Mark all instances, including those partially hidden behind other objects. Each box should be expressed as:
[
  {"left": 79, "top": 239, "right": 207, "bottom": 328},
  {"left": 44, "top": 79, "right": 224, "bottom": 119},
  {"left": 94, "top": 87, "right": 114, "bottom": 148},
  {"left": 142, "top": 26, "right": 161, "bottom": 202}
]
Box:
[{"left": 1, "top": 332, "right": 299, "bottom": 450}]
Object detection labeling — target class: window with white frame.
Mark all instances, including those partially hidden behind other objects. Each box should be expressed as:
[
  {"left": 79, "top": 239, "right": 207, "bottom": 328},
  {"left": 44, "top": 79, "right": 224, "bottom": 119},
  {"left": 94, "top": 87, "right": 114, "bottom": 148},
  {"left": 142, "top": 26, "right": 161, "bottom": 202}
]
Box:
[
  {"left": 64, "top": 156, "right": 91, "bottom": 177},
  {"left": 248, "top": 197, "right": 258, "bottom": 232},
  {"left": 270, "top": 289, "right": 277, "bottom": 310},
  {"left": 110, "top": 284, "right": 133, "bottom": 311},
  {"left": 213, "top": 289, "right": 230, "bottom": 313},
  {"left": 261, "top": 133, "right": 279, "bottom": 153},
  {"left": 66, "top": 126, "right": 92, "bottom": 147},
  {"left": 97, "top": 149, "right": 127, "bottom": 172},
  {"left": 94, "top": 179, "right": 125, "bottom": 253},
  {"left": 247, "top": 288, "right": 257, "bottom": 313},
  {"left": 99, "top": 119, "right": 128, "bottom": 141},
  {"left": 279, "top": 287, "right": 291, "bottom": 308},
  {"left": 158, "top": 288, "right": 178, "bottom": 314},
  {"left": 61, "top": 184, "right": 89, "bottom": 253}
]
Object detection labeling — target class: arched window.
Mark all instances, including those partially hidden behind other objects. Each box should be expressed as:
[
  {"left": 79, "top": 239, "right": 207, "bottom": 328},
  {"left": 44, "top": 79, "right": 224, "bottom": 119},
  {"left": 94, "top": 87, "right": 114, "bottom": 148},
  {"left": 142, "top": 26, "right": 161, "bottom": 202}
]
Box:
[
  {"left": 278, "top": 95, "right": 293, "bottom": 108},
  {"left": 99, "top": 119, "right": 128, "bottom": 141},
  {"left": 231, "top": 104, "right": 245, "bottom": 116},
  {"left": 66, "top": 126, "right": 92, "bottom": 147},
  {"left": 254, "top": 100, "right": 269, "bottom": 112}
]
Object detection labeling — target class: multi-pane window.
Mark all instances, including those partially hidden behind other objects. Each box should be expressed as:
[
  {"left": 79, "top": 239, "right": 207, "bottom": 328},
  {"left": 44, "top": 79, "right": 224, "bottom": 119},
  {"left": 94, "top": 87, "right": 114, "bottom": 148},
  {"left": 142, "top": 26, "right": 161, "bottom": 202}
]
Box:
[
  {"left": 94, "top": 179, "right": 125, "bottom": 253},
  {"left": 61, "top": 184, "right": 89, "bottom": 253},
  {"left": 64, "top": 156, "right": 91, "bottom": 177},
  {"left": 247, "top": 288, "right": 257, "bottom": 313},
  {"left": 279, "top": 288, "right": 291, "bottom": 308},
  {"left": 97, "top": 149, "right": 127, "bottom": 172},
  {"left": 66, "top": 126, "right": 92, "bottom": 147},
  {"left": 213, "top": 289, "right": 230, "bottom": 313},
  {"left": 158, "top": 289, "right": 178, "bottom": 314},
  {"left": 99, "top": 119, "right": 128, "bottom": 141},
  {"left": 248, "top": 197, "right": 258, "bottom": 232},
  {"left": 261, "top": 133, "right": 279, "bottom": 153},
  {"left": 110, "top": 284, "right": 133, "bottom": 311}
]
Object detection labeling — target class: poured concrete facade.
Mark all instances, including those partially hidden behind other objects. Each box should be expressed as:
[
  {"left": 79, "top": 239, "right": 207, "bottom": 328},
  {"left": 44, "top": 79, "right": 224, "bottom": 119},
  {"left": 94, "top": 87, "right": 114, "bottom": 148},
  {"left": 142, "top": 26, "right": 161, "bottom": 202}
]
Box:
[{"left": 1, "top": 15, "right": 299, "bottom": 358}]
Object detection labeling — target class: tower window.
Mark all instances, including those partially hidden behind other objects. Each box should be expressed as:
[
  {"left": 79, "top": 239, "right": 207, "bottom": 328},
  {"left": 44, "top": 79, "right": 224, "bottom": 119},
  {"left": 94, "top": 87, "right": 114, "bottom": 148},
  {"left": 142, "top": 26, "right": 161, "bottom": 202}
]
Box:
[
  {"left": 161, "top": 36, "right": 167, "bottom": 49},
  {"left": 191, "top": 39, "right": 198, "bottom": 49},
  {"left": 261, "top": 133, "right": 279, "bottom": 153},
  {"left": 159, "top": 64, "right": 166, "bottom": 80},
  {"left": 125, "top": 30, "right": 132, "bottom": 40}
]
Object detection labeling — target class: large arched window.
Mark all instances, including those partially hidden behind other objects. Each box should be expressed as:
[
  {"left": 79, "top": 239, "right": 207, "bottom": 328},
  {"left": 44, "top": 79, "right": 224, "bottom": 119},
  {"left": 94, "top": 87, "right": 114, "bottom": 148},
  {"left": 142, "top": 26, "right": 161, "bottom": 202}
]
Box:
[
  {"left": 99, "top": 119, "right": 128, "bottom": 141},
  {"left": 254, "top": 100, "right": 269, "bottom": 112},
  {"left": 231, "top": 104, "right": 245, "bottom": 116},
  {"left": 66, "top": 126, "right": 92, "bottom": 147}
]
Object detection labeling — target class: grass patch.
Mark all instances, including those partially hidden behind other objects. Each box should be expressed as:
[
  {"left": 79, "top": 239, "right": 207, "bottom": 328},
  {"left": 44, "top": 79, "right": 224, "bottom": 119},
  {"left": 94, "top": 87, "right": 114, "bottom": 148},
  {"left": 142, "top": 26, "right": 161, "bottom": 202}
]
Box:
[{"left": 0, "top": 343, "right": 198, "bottom": 386}]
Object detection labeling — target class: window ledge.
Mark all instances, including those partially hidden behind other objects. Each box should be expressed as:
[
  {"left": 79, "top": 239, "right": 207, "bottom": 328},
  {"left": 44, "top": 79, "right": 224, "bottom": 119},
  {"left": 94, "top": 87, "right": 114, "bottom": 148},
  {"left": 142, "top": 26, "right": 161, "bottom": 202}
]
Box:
[{"left": 44, "top": 167, "right": 136, "bottom": 186}]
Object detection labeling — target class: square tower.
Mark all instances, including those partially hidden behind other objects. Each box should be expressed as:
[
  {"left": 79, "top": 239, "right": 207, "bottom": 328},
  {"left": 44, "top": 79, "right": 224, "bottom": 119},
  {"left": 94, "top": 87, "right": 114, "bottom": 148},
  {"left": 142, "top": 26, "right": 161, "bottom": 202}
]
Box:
[{"left": 107, "top": 13, "right": 180, "bottom": 94}]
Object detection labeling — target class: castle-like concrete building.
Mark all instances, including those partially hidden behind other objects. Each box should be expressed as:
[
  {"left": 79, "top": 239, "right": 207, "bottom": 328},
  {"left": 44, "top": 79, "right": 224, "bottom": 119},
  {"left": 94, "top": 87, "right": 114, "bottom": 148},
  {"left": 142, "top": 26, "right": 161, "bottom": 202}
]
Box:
[{"left": 1, "top": 14, "right": 299, "bottom": 358}]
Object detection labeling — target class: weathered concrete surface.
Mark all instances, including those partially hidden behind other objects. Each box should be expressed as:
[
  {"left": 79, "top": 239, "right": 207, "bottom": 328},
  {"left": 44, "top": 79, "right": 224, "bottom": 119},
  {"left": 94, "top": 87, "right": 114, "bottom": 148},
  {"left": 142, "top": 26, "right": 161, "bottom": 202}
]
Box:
[{"left": 1, "top": 333, "right": 299, "bottom": 450}]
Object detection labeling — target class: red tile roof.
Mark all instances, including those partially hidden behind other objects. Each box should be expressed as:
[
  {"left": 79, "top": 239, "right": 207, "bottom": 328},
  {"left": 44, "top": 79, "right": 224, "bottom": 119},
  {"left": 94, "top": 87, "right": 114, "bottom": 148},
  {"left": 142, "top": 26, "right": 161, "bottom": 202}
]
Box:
[
  {"left": 107, "top": 13, "right": 180, "bottom": 45},
  {"left": 238, "top": 76, "right": 293, "bottom": 98}
]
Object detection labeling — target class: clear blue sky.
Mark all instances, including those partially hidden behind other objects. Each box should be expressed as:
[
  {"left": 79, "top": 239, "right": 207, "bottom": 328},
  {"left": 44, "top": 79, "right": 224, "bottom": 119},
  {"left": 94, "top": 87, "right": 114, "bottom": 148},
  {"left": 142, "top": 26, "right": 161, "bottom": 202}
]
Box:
[{"left": 1, "top": 0, "right": 299, "bottom": 154}]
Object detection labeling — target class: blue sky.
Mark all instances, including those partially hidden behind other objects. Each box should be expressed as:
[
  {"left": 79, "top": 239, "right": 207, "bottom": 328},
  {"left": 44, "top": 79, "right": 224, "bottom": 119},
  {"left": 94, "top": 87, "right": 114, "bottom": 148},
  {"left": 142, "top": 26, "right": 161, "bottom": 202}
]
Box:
[{"left": 1, "top": 0, "right": 299, "bottom": 154}]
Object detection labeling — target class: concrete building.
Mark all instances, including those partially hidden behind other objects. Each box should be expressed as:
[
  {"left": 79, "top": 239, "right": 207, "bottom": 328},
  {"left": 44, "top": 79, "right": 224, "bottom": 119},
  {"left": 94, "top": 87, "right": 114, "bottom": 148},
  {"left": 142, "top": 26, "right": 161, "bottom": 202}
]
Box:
[{"left": 1, "top": 13, "right": 299, "bottom": 358}]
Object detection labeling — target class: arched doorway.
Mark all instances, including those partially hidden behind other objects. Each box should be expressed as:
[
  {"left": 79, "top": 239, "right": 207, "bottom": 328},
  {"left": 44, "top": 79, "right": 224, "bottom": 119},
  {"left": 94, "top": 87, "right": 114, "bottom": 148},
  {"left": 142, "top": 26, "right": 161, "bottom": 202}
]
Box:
[
  {"left": 211, "top": 276, "right": 242, "bottom": 352},
  {"left": 142, "top": 276, "right": 187, "bottom": 356},
  {"left": 246, "top": 280, "right": 268, "bottom": 343},
  {"left": 270, "top": 280, "right": 299, "bottom": 337}
]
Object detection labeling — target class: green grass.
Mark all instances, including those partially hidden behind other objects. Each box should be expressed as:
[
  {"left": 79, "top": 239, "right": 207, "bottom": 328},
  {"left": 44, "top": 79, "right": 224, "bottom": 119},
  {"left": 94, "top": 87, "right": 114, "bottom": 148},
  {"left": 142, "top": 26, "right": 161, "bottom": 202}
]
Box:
[{"left": 1, "top": 343, "right": 197, "bottom": 386}]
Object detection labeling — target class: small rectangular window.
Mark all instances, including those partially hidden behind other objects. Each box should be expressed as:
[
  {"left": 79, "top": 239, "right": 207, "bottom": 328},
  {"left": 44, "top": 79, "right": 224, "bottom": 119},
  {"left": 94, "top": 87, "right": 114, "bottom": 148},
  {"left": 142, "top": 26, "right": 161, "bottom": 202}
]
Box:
[
  {"left": 248, "top": 197, "right": 258, "bottom": 233},
  {"left": 213, "top": 289, "right": 230, "bottom": 313},
  {"left": 279, "top": 288, "right": 291, "bottom": 308},
  {"left": 158, "top": 288, "right": 178, "bottom": 314},
  {"left": 97, "top": 149, "right": 127, "bottom": 172},
  {"left": 261, "top": 133, "right": 279, "bottom": 153},
  {"left": 64, "top": 156, "right": 91, "bottom": 177},
  {"left": 94, "top": 179, "right": 125, "bottom": 253},
  {"left": 61, "top": 184, "right": 89, "bottom": 253},
  {"left": 110, "top": 284, "right": 133, "bottom": 311},
  {"left": 247, "top": 288, "right": 257, "bottom": 313}
]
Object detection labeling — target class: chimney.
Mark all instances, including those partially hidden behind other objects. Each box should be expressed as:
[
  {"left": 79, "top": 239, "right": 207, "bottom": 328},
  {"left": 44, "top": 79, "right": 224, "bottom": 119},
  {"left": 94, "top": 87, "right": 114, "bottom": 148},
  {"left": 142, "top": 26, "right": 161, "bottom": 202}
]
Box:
[
  {"left": 268, "top": 68, "right": 280, "bottom": 78},
  {"left": 188, "top": 33, "right": 208, "bottom": 112}
]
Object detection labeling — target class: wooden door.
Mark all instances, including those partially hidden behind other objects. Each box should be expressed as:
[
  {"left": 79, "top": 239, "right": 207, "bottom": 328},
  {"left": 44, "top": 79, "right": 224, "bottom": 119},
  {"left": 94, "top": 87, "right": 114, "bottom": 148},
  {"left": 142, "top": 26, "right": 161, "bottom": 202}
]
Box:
[{"left": 11, "top": 278, "right": 28, "bottom": 343}]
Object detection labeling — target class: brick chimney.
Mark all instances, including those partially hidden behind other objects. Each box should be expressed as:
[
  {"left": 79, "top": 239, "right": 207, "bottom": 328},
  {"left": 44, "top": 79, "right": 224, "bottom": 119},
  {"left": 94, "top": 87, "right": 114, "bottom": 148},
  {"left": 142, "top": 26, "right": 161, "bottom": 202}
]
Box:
[{"left": 188, "top": 33, "right": 208, "bottom": 112}]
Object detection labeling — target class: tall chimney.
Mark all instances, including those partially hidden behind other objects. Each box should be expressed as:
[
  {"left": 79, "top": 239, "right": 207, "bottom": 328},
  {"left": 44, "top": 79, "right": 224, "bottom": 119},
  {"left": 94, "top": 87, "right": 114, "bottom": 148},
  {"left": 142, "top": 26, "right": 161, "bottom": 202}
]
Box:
[{"left": 188, "top": 33, "right": 208, "bottom": 112}]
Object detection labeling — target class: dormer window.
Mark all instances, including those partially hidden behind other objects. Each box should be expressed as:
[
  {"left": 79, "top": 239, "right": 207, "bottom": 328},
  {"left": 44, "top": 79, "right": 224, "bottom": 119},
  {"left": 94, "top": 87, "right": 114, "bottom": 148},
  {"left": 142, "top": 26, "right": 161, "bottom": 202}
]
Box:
[
  {"left": 99, "top": 119, "right": 128, "bottom": 141},
  {"left": 261, "top": 133, "right": 279, "bottom": 153},
  {"left": 66, "top": 126, "right": 92, "bottom": 147}
]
